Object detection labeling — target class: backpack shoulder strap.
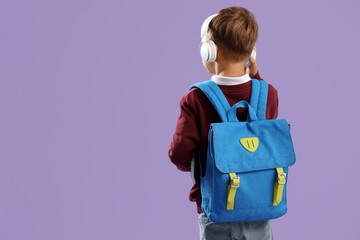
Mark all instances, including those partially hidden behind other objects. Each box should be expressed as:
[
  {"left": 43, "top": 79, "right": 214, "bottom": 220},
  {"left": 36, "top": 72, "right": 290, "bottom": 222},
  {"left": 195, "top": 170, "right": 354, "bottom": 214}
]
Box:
[
  {"left": 249, "top": 79, "right": 269, "bottom": 120},
  {"left": 189, "top": 80, "right": 230, "bottom": 122}
]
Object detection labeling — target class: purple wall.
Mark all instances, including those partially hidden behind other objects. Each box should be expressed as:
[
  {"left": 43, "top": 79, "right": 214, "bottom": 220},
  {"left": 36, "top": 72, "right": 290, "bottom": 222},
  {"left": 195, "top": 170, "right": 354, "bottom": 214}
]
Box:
[{"left": 1, "top": 0, "right": 359, "bottom": 239}]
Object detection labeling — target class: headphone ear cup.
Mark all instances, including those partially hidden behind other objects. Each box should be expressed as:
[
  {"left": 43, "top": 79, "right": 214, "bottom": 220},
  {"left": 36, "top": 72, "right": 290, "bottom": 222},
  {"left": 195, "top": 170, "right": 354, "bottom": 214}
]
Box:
[
  {"left": 200, "top": 41, "right": 209, "bottom": 61},
  {"left": 200, "top": 40, "right": 217, "bottom": 62}
]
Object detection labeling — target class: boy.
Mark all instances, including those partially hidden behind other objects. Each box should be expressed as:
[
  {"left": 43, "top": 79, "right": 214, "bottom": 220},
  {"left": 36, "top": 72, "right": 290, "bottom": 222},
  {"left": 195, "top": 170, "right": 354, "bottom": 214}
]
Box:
[{"left": 168, "top": 6, "right": 278, "bottom": 240}]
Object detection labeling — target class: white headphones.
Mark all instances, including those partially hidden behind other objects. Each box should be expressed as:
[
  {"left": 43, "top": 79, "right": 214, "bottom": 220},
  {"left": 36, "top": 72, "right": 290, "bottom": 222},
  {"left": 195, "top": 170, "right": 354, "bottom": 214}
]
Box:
[{"left": 199, "top": 13, "right": 256, "bottom": 66}]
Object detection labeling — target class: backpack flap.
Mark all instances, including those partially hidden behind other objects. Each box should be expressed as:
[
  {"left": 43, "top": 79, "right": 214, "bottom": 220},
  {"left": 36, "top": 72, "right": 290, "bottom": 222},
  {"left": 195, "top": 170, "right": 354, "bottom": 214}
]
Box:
[{"left": 209, "top": 119, "right": 296, "bottom": 174}]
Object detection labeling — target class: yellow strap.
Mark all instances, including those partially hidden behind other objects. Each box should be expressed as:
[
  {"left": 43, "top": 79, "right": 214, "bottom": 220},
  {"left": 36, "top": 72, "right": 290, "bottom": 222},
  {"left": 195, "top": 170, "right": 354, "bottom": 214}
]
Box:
[
  {"left": 273, "top": 167, "right": 286, "bottom": 206},
  {"left": 227, "top": 173, "right": 240, "bottom": 210}
]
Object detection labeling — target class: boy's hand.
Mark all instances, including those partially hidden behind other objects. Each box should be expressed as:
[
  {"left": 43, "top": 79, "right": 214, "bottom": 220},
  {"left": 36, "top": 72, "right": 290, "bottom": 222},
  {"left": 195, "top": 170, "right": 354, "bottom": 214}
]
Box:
[{"left": 246, "top": 46, "right": 257, "bottom": 77}]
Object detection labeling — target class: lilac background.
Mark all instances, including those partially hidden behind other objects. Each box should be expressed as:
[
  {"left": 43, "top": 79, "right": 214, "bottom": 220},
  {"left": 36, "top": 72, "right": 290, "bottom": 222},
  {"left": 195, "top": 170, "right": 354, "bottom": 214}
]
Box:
[{"left": 0, "top": 0, "right": 359, "bottom": 239}]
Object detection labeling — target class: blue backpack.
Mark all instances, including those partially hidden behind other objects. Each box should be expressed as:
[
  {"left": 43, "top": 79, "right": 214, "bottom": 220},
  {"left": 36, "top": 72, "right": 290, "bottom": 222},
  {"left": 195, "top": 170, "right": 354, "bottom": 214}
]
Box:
[{"left": 190, "top": 79, "right": 296, "bottom": 223}]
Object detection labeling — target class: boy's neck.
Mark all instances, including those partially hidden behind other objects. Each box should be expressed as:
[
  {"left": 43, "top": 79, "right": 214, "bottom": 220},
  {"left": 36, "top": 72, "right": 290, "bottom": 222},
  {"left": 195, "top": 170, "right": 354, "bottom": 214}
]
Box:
[{"left": 214, "top": 57, "right": 247, "bottom": 78}]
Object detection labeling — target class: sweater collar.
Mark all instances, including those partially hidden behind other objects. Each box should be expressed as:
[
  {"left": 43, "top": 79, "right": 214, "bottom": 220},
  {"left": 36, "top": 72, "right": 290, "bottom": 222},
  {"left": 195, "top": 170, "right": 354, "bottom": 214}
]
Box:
[{"left": 211, "top": 73, "right": 251, "bottom": 86}]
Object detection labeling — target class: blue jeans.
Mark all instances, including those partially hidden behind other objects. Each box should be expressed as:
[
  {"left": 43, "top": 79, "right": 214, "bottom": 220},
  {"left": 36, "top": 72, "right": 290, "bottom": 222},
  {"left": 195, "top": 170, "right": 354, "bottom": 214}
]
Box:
[{"left": 198, "top": 213, "right": 274, "bottom": 240}]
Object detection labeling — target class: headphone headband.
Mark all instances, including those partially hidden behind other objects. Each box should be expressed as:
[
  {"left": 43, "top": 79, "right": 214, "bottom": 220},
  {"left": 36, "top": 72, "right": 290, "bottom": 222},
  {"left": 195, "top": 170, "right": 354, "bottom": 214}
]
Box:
[{"left": 200, "top": 13, "right": 218, "bottom": 42}]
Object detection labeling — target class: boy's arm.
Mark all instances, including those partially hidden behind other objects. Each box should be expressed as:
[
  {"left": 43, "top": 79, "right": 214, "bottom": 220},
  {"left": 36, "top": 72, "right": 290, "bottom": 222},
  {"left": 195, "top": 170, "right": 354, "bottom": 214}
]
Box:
[
  {"left": 247, "top": 51, "right": 263, "bottom": 80},
  {"left": 247, "top": 53, "right": 278, "bottom": 119},
  {"left": 168, "top": 95, "right": 200, "bottom": 172}
]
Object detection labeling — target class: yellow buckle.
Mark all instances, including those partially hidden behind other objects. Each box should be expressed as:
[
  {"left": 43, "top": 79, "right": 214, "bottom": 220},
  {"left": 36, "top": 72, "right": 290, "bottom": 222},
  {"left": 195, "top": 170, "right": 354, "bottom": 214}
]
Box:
[
  {"left": 277, "top": 173, "right": 286, "bottom": 184},
  {"left": 230, "top": 176, "right": 240, "bottom": 188}
]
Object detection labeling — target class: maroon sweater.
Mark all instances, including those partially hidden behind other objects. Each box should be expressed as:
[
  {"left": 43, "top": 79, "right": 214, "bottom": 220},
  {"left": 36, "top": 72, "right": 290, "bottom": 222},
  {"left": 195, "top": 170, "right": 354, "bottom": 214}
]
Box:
[{"left": 168, "top": 72, "right": 279, "bottom": 213}]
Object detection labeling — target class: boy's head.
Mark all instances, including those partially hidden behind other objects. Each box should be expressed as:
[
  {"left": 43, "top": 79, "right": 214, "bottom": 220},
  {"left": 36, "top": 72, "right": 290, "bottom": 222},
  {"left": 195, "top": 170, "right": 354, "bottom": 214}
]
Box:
[{"left": 201, "top": 6, "right": 258, "bottom": 64}]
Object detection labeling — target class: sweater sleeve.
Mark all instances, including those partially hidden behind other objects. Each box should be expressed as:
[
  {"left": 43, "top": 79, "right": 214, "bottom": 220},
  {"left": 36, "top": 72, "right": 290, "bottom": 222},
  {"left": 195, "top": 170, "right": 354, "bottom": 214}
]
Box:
[
  {"left": 168, "top": 95, "right": 200, "bottom": 172},
  {"left": 250, "top": 71, "right": 263, "bottom": 80},
  {"left": 266, "top": 84, "right": 279, "bottom": 120}
]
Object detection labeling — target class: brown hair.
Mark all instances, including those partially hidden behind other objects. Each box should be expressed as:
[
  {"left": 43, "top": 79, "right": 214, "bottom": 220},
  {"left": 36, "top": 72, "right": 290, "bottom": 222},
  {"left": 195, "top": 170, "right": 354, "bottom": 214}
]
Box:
[{"left": 208, "top": 6, "right": 258, "bottom": 61}]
